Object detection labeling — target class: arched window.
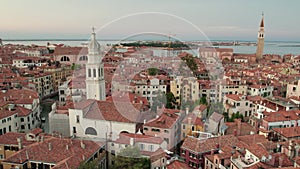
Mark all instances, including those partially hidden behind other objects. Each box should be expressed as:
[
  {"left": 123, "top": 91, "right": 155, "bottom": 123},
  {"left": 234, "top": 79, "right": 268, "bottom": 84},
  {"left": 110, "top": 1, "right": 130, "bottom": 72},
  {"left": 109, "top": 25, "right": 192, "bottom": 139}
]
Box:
[
  {"left": 85, "top": 127, "right": 97, "bottom": 135},
  {"left": 61, "top": 56, "right": 70, "bottom": 62},
  {"left": 79, "top": 56, "right": 88, "bottom": 61}
]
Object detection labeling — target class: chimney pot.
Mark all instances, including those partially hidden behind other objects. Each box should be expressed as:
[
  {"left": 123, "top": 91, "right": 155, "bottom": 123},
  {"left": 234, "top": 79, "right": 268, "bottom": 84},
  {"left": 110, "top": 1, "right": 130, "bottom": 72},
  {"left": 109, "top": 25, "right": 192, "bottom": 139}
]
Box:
[
  {"left": 81, "top": 140, "right": 85, "bottom": 149},
  {"left": 17, "top": 137, "right": 22, "bottom": 150},
  {"left": 48, "top": 143, "right": 52, "bottom": 151}
]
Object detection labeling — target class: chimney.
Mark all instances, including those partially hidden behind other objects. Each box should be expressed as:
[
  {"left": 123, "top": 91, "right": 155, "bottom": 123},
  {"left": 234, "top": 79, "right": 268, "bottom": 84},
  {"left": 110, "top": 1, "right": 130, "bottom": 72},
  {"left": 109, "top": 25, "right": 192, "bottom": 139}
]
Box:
[
  {"left": 233, "top": 129, "right": 237, "bottom": 136},
  {"left": 210, "top": 149, "right": 214, "bottom": 155},
  {"left": 41, "top": 136, "right": 44, "bottom": 142},
  {"left": 17, "top": 137, "right": 22, "bottom": 150},
  {"left": 235, "top": 118, "right": 242, "bottom": 136},
  {"left": 279, "top": 157, "right": 283, "bottom": 168},
  {"left": 288, "top": 140, "right": 294, "bottom": 158},
  {"left": 66, "top": 144, "right": 69, "bottom": 150},
  {"left": 188, "top": 117, "right": 192, "bottom": 125},
  {"left": 81, "top": 140, "right": 85, "bottom": 149},
  {"left": 130, "top": 138, "right": 134, "bottom": 146},
  {"left": 143, "top": 119, "right": 146, "bottom": 124},
  {"left": 48, "top": 143, "right": 52, "bottom": 151},
  {"left": 186, "top": 107, "right": 189, "bottom": 115}
]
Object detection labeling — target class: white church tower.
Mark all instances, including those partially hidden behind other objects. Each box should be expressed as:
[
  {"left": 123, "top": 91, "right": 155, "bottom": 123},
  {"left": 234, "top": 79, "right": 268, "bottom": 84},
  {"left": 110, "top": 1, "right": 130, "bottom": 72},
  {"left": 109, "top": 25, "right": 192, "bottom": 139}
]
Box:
[{"left": 86, "top": 28, "right": 106, "bottom": 100}]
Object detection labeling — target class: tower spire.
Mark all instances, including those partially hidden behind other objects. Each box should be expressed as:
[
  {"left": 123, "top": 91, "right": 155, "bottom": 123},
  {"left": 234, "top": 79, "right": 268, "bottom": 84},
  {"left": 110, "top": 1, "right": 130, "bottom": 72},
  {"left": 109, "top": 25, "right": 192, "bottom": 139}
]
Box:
[
  {"left": 260, "top": 12, "right": 264, "bottom": 28},
  {"left": 256, "top": 13, "right": 265, "bottom": 61},
  {"left": 86, "top": 28, "right": 106, "bottom": 101}
]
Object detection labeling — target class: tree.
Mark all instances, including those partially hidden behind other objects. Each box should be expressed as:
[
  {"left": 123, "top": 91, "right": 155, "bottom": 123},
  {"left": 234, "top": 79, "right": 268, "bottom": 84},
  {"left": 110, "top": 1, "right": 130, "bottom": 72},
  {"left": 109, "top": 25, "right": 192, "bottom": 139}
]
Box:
[
  {"left": 147, "top": 68, "right": 159, "bottom": 76},
  {"left": 166, "top": 92, "right": 177, "bottom": 109},
  {"left": 78, "top": 159, "right": 100, "bottom": 169},
  {"left": 228, "top": 111, "right": 244, "bottom": 122},
  {"left": 199, "top": 96, "right": 207, "bottom": 105},
  {"left": 112, "top": 146, "right": 151, "bottom": 169}
]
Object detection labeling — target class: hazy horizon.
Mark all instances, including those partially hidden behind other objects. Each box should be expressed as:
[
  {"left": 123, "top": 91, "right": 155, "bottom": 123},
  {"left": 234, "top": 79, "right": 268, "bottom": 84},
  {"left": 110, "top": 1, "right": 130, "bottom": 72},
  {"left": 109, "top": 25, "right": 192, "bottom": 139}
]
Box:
[{"left": 1, "top": 0, "right": 300, "bottom": 41}]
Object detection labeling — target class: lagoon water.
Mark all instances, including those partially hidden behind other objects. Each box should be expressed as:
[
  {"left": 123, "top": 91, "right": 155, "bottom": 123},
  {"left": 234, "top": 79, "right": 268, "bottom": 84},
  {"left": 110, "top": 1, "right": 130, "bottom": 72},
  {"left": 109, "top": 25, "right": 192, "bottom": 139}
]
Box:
[{"left": 3, "top": 40, "right": 300, "bottom": 56}]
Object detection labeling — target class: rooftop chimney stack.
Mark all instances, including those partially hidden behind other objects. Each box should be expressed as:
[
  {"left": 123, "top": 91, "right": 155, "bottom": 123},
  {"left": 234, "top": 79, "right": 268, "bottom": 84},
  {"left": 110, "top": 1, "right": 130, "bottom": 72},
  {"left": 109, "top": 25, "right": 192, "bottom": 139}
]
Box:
[
  {"left": 48, "top": 143, "right": 52, "bottom": 151},
  {"left": 130, "top": 138, "right": 134, "bottom": 146},
  {"left": 186, "top": 107, "right": 189, "bottom": 115},
  {"left": 17, "top": 137, "right": 22, "bottom": 150},
  {"left": 81, "top": 140, "right": 85, "bottom": 149}
]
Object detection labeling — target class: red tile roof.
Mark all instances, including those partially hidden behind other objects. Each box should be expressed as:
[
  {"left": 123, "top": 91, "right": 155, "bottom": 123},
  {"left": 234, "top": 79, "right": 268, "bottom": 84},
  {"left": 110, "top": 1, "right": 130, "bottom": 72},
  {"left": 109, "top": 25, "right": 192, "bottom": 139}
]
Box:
[
  {"left": 182, "top": 113, "right": 204, "bottom": 127},
  {"left": 115, "top": 133, "right": 164, "bottom": 145},
  {"left": 0, "top": 132, "right": 35, "bottom": 146},
  {"left": 144, "top": 109, "right": 180, "bottom": 129},
  {"left": 263, "top": 110, "right": 300, "bottom": 122},
  {"left": 3, "top": 137, "right": 103, "bottom": 169},
  {"left": 181, "top": 135, "right": 239, "bottom": 153},
  {"left": 74, "top": 99, "right": 146, "bottom": 123},
  {"left": 272, "top": 126, "right": 300, "bottom": 138},
  {"left": 166, "top": 160, "right": 189, "bottom": 169},
  {"left": 17, "top": 106, "right": 32, "bottom": 117}
]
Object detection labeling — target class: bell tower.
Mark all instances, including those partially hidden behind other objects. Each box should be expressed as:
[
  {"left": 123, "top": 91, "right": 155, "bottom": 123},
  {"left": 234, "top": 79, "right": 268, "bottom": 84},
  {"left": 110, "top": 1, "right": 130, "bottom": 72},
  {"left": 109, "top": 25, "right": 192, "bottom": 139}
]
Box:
[
  {"left": 256, "top": 13, "right": 265, "bottom": 61},
  {"left": 86, "top": 28, "right": 106, "bottom": 100}
]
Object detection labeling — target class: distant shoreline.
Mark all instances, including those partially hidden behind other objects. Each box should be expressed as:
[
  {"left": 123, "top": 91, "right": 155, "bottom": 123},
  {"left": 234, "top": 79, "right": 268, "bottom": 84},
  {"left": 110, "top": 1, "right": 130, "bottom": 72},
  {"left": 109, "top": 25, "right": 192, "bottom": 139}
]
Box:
[{"left": 1, "top": 39, "right": 300, "bottom": 43}]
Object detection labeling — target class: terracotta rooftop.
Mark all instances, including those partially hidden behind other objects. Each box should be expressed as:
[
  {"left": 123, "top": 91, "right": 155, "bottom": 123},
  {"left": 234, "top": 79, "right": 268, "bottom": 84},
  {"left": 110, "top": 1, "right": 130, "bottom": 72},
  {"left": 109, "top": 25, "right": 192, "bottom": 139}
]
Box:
[
  {"left": 3, "top": 137, "right": 103, "bottom": 169},
  {"left": 144, "top": 109, "right": 180, "bottom": 129},
  {"left": 182, "top": 113, "right": 204, "bottom": 127},
  {"left": 73, "top": 99, "right": 146, "bottom": 123},
  {"left": 115, "top": 133, "right": 164, "bottom": 145},
  {"left": 263, "top": 110, "right": 300, "bottom": 122},
  {"left": 166, "top": 159, "right": 189, "bottom": 169},
  {"left": 272, "top": 126, "right": 300, "bottom": 138},
  {"left": 181, "top": 135, "right": 239, "bottom": 154}
]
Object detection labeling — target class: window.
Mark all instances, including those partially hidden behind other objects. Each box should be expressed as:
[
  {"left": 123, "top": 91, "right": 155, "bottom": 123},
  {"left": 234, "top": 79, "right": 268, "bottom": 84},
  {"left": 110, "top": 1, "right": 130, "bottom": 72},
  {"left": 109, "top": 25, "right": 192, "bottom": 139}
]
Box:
[
  {"left": 164, "top": 129, "right": 169, "bottom": 133},
  {"left": 73, "top": 127, "right": 77, "bottom": 134},
  {"left": 93, "top": 69, "right": 96, "bottom": 77},
  {"left": 88, "top": 69, "right": 91, "bottom": 77},
  {"left": 182, "top": 125, "right": 185, "bottom": 129},
  {"left": 28, "top": 124, "right": 31, "bottom": 129},
  {"left": 2, "top": 119, "right": 6, "bottom": 124},
  {"left": 60, "top": 90, "right": 65, "bottom": 95},
  {"left": 111, "top": 143, "right": 114, "bottom": 146},
  {"left": 21, "top": 125, "right": 25, "bottom": 130},
  {"left": 149, "top": 145, "right": 154, "bottom": 152},
  {"left": 192, "top": 126, "right": 195, "bottom": 131},
  {"left": 9, "top": 125, "right": 11, "bottom": 132},
  {"left": 140, "top": 144, "right": 144, "bottom": 150},
  {"left": 237, "top": 103, "right": 240, "bottom": 106},
  {"left": 76, "top": 115, "right": 80, "bottom": 123},
  {"left": 7, "top": 117, "right": 11, "bottom": 121},
  {"left": 164, "top": 138, "right": 169, "bottom": 144},
  {"left": 144, "top": 127, "right": 148, "bottom": 131},
  {"left": 293, "top": 87, "right": 296, "bottom": 91},
  {"left": 27, "top": 116, "right": 30, "bottom": 122},
  {"left": 21, "top": 118, "right": 24, "bottom": 122}
]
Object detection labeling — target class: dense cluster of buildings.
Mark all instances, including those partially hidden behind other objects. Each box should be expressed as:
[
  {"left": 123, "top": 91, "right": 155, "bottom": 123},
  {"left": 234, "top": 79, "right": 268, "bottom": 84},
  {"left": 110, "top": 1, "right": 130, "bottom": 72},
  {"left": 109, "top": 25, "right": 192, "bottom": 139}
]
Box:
[{"left": 1, "top": 14, "right": 300, "bottom": 169}]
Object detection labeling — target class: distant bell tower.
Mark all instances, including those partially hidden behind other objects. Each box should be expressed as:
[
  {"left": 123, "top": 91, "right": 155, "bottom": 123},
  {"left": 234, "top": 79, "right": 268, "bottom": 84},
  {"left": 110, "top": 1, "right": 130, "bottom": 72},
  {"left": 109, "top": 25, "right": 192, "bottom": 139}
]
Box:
[
  {"left": 86, "top": 28, "right": 106, "bottom": 100},
  {"left": 256, "top": 13, "right": 265, "bottom": 60}
]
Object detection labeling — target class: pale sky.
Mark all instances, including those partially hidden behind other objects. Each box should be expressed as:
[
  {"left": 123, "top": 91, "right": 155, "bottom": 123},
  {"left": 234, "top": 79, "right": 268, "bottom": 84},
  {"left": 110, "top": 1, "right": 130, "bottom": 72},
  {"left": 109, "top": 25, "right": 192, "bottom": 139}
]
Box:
[{"left": 1, "top": 0, "right": 299, "bottom": 41}]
